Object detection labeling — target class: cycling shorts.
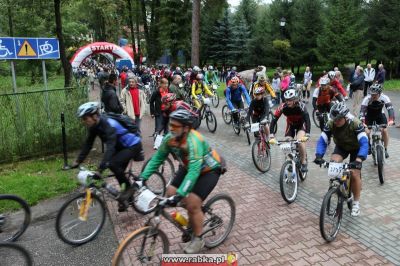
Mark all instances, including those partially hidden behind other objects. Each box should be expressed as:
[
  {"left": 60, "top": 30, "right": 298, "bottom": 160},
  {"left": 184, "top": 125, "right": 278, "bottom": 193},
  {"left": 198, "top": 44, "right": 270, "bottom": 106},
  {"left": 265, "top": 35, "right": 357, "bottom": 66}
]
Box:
[
  {"left": 284, "top": 123, "right": 305, "bottom": 138},
  {"left": 333, "top": 145, "right": 358, "bottom": 162},
  {"left": 366, "top": 113, "right": 387, "bottom": 126}
]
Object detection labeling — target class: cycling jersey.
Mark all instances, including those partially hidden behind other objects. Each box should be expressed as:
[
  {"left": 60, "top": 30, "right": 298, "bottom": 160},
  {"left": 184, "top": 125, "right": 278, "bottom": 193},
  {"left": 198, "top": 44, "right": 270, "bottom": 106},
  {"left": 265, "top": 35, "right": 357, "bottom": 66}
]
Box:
[
  {"left": 312, "top": 86, "right": 342, "bottom": 108},
  {"left": 163, "top": 100, "right": 193, "bottom": 117},
  {"left": 141, "top": 130, "right": 223, "bottom": 197},
  {"left": 329, "top": 79, "right": 346, "bottom": 97},
  {"left": 246, "top": 97, "right": 270, "bottom": 121},
  {"left": 316, "top": 116, "right": 368, "bottom": 160},
  {"left": 360, "top": 93, "right": 394, "bottom": 123},
  {"left": 191, "top": 81, "right": 213, "bottom": 98},
  {"left": 270, "top": 102, "right": 311, "bottom": 134},
  {"left": 204, "top": 71, "right": 218, "bottom": 84},
  {"left": 225, "top": 84, "right": 251, "bottom": 110},
  {"left": 252, "top": 82, "right": 276, "bottom": 98}
]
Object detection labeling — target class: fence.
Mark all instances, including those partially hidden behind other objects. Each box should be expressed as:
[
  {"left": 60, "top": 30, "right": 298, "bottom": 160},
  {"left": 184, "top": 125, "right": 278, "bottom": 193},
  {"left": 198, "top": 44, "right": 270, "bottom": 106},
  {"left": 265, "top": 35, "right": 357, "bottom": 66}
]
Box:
[{"left": 0, "top": 87, "right": 88, "bottom": 163}]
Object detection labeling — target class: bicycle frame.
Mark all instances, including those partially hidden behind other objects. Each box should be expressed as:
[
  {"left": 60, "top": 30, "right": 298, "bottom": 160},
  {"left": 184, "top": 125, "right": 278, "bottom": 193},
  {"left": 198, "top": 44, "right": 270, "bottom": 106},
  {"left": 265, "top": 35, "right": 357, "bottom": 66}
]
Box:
[
  {"left": 324, "top": 162, "right": 352, "bottom": 200},
  {"left": 369, "top": 123, "right": 385, "bottom": 164}
]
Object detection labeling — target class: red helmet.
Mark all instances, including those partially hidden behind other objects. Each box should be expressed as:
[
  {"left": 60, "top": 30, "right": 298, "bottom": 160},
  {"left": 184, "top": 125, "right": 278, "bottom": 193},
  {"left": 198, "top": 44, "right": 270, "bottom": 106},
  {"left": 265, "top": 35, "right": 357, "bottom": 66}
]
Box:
[
  {"left": 161, "top": 93, "right": 176, "bottom": 104},
  {"left": 231, "top": 77, "right": 239, "bottom": 84}
]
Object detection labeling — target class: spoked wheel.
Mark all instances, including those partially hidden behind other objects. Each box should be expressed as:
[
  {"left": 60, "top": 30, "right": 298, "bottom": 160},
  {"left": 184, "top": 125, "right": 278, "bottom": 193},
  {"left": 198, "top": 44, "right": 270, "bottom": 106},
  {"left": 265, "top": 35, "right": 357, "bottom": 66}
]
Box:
[
  {"left": 279, "top": 161, "right": 298, "bottom": 204},
  {"left": 251, "top": 139, "right": 271, "bottom": 173},
  {"left": 112, "top": 226, "right": 169, "bottom": 266},
  {"left": 206, "top": 111, "right": 217, "bottom": 133},
  {"left": 0, "top": 195, "right": 31, "bottom": 242},
  {"left": 55, "top": 192, "right": 106, "bottom": 246},
  {"left": 245, "top": 128, "right": 251, "bottom": 145},
  {"left": 141, "top": 157, "right": 175, "bottom": 187},
  {"left": 222, "top": 105, "right": 232, "bottom": 125},
  {"left": 312, "top": 109, "right": 320, "bottom": 128},
  {"left": 0, "top": 242, "right": 33, "bottom": 266},
  {"left": 202, "top": 193, "right": 236, "bottom": 248},
  {"left": 376, "top": 145, "right": 385, "bottom": 184},
  {"left": 211, "top": 94, "right": 219, "bottom": 108},
  {"left": 299, "top": 159, "right": 308, "bottom": 181},
  {"left": 320, "top": 187, "right": 343, "bottom": 242}
]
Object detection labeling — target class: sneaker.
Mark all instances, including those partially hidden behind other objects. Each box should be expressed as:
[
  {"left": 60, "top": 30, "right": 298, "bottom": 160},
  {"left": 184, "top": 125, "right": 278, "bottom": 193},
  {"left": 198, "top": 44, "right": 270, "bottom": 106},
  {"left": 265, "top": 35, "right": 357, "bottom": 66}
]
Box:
[
  {"left": 300, "top": 163, "right": 308, "bottom": 173},
  {"left": 184, "top": 236, "right": 205, "bottom": 254},
  {"left": 385, "top": 149, "right": 389, "bottom": 159},
  {"left": 351, "top": 203, "right": 360, "bottom": 217},
  {"left": 118, "top": 185, "right": 136, "bottom": 202}
]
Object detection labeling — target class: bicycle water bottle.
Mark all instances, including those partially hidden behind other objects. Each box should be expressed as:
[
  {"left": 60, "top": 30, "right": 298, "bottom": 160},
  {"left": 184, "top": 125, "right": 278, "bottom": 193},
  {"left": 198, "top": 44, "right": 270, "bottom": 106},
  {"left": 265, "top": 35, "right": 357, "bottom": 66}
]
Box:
[
  {"left": 103, "top": 183, "right": 119, "bottom": 197},
  {"left": 171, "top": 211, "right": 188, "bottom": 227}
]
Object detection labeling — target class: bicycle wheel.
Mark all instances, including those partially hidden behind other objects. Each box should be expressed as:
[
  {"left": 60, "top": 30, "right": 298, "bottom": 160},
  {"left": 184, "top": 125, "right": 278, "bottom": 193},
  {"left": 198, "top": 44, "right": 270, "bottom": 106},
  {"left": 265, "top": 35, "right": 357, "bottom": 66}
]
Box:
[
  {"left": 212, "top": 94, "right": 219, "bottom": 108},
  {"left": 245, "top": 128, "right": 251, "bottom": 145},
  {"left": 132, "top": 172, "right": 166, "bottom": 215},
  {"left": 140, "top": 157, "right": 175, "bottom": 187},
  {"left": 112, "top": 226, "right": 169, "bottom": 266},
  {"left": 319, "top": 187, "right": 343, "bottom": 242},
  {"left": 279, "top": 161, "right": 298, "bottom": 204},
  {"left": 251, "top": 139, "right": 271, "bottom": 173},
  {"left": 0, "top": 242, "right": 33, "bottom": 266},
  {"left": 312, "top": 109, "right": 320, "bottom": 128},
  {"left": 0, "top": 195, "right": 31, "bottom": 242},
  {"left": 222, "top": 105, "right": 231, "bottom": 125},
  {"left": 376, "top": 145, "right": 385, "bottom": 184},
  {"left": 206, "top": 111, "right": 217, "bottom": 133},
  {"left": 299, "top": 159, "right": 308, "bottom": 181},
  {"left": 55, "top": 192, "right": 106, "bottom": 246},
  {"left": 202, "top": 193, "right": 236, "bottom": 248}
]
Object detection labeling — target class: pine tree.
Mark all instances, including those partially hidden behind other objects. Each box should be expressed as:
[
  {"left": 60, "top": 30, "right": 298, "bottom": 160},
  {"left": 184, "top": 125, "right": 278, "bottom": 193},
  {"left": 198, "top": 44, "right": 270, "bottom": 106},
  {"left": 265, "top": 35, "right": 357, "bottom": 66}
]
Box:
[
  {"left": 228, "top": 13, "right": 250, "bottom": 67},
  {"left": 209, "top": 8, "right": 231, "bottom": 66}
]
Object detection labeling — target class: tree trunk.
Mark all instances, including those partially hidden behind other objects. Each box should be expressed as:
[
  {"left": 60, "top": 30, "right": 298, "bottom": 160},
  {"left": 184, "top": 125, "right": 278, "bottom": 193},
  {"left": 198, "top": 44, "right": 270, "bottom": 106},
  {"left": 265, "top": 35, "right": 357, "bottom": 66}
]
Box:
[
  {"left": 140, "top": 0, "right": 150, "bottom": 62},
  {"left": 7, "top": 0, "right": 14, "bottom": 36},
  {"left": 191, "top": 0, "right": 200, "bottom": 66},
  {"left": 54, "top": 0, "right": 71, "bottom": 88},
  {"left": 126, "top": 0, "right": 137, "bottom": 65},
  {"left": 135, "top": 0, "right": 141, "bottom": 66}
]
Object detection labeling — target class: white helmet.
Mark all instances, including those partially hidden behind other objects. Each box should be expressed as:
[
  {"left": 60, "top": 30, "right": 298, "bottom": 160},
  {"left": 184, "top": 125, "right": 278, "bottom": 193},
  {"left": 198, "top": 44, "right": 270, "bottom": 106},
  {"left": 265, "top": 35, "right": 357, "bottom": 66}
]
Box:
[
  {"left": 193, "top": 66, "right": 200, "bottom": 72},
  {"left": 328, "top": 71, "right": 336, "bottom": 79},
  {"left": 284, "top": 89, "right": 298, "bottom": 100},
  {"left": 208, "top": 66, "right": 214, "bottom": 70},
  {"left": 76, "top": 102, "right": 99, "bottom": 118},
  {"left": 319, "top": 77, "right": 330, "bottom": 85}
]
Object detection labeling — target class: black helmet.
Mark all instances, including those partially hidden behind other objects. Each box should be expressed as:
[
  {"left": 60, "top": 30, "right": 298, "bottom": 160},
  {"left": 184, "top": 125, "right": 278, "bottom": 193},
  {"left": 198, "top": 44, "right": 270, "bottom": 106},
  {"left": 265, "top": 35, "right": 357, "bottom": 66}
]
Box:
[
  {"left": 330, "top": 102, "right": 349, "bottom": 120},
  {"left": 76, "top": 102, "right": 99, "bottom": 118},
  {"left": 169, "top": 109, "right": 196, "bottom": 126},
  {"left": 370, "top": 83, "right": 382, "bottom": 94}
]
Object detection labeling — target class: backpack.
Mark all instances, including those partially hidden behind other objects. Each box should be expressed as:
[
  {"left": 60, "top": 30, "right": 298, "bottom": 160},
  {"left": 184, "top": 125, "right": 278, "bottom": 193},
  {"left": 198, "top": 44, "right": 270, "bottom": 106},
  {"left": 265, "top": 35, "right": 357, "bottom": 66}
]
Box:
[{"left": 104, "top": 113, "right": 139, "bottom": 135}]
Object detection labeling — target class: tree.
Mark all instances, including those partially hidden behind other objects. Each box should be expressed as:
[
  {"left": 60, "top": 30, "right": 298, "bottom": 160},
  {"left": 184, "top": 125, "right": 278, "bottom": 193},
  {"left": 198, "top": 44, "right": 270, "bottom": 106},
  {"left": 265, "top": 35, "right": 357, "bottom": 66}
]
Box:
[
  {"left": 191, "top": 0, "right": 201, "bottom": 66},
  {"left": 228, "top": 13, "right": 250, "bottom": 67},
  {"left": 273, "top": 39, "right": 291, "bottom": 67},
  {"left": 208, "top": 8, "right": 232, "bottom": 66},
  {"left": 236, "top": 0, "right": 258, "bottom": 35}
]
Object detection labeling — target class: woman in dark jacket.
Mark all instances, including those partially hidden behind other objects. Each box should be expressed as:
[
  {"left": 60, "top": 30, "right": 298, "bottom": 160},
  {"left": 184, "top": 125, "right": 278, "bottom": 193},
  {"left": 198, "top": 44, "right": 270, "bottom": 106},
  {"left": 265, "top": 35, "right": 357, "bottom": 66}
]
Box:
[{"left": 150, "top": 78, "right": 169, "bottom": 134}]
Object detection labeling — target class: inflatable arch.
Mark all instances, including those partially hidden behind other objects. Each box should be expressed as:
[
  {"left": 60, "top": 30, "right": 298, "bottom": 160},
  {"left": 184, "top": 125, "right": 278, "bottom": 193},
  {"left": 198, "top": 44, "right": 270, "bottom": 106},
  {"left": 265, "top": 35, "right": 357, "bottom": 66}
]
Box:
[{"left": 70, "top": 42, "right": 134, "bottom": 68}]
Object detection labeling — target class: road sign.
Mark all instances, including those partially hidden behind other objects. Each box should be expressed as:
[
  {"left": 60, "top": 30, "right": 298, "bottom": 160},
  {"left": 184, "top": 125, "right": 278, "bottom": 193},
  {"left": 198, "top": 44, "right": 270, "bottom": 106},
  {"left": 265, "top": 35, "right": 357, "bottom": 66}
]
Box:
[{"left": 0, "top": 37, "right": 60, "bottom": 60}]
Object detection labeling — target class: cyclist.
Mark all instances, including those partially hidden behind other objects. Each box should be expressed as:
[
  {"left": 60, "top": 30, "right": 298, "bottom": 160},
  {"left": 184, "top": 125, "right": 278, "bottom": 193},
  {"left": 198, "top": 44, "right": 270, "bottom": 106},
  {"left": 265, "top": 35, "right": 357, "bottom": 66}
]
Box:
[
  {"left": 225, "top": 76, "right": 251, "bottom": 126},
  {"left": 250, "top": 76, "right": 276, "bottom": 104},
  {"left": 360, "top": 84, "right": 395, "bottom": 158},
  {"left": 312, "top": 77, "right": 343, "bottom": 130},
  {"left": 327, "top": 70, "right": 347, "bottom": 97},
  {"left": 204, "top": 66, "right": 219, "bottom": 85},
  {"left": 189, "top": 66, "right": 201, "bottom": 85},
  {"left": 245, "top": 87, "right": 270, "bottom": 138},
  {"left": 161, "top": 93, "right": 193, "bottom": 119},
  {"left": 71, "top": 102, "right": 144, "bottom": 212},
  {"left": 191, "top": 73, "right": 214, "bottom": 109},
  {"left": 226, "top": 66, "right": 237, "bottom": 85},
  {"left": 139, "top": 109, "right": 226, "bottom": 254},
  {"left": 314, "top": 102, "right": 368, "bottom": 217},
  {"left": 269, "top": 88, "right": 311, "bottom": 172}
]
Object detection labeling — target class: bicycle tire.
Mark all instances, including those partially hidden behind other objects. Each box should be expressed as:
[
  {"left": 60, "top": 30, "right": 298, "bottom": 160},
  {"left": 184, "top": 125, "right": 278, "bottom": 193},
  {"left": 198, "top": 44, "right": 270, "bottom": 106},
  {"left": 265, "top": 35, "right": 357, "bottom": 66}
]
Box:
[
  {"left": 251, "top": 139, "right": 271, "bottom": 173},
  {"left": 0, "top": 194, "right": 31, "bottom": 242},
  {"left": 269, "top": 111, "right": 278, "bottom": 134},
  {"left": 312, "top": 109, "right": 320, "bottom": 128},
  {"left": 222, "top": 105, "right": 232, "bottom": 125},
  {"left": 206, "top": 111, "right": 217, "bottom": 133},
  {"left": 140, "top": 157, "right": 175, "bottom": 187},
  {"left": 131, "top": 172, "right": 166, "bottom": 215},
  {"left": 55, "top": 192, "right": 106, "bottom": 246},
  {"left": 376, "top": 145, "right": 384, "bottom": 184},
  {"left": 202, "top": 193, "right": 236, "bottom": 248},
  {"left": 112, "top": 226, "right": 169, "bottom": 266},
  {"left": 212, "top": 94, "right": 219, "bottom": 108},
  {"left": 279, "top": 161, "right": 298, "bottom": 204},
  {"left": 0, "top": 242, "right": 33, "bottom": 266},
  {"left": 299, "top": 159, "right": 308, "bottom": 181},
  {"left": 319, "top": 187, "right": 343, "bottom": 242}
]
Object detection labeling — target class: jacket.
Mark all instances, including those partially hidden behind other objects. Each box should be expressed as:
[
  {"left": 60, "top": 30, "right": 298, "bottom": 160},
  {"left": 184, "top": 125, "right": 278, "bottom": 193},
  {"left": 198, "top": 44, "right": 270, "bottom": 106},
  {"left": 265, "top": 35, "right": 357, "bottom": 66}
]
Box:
[
  {"left": 102, "top": 83, "right": 123, "bottom": 114},
  {"left": 120, "top": 87, "right": 147, "bottom": 119}
]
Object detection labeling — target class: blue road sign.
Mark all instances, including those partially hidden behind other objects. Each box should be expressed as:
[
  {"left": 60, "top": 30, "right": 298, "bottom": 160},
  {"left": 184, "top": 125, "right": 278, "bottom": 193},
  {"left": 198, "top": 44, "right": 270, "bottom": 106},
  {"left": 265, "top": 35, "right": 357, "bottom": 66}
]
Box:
[{"left": 0, "top": 37, "right": 60, "bottom": 60}]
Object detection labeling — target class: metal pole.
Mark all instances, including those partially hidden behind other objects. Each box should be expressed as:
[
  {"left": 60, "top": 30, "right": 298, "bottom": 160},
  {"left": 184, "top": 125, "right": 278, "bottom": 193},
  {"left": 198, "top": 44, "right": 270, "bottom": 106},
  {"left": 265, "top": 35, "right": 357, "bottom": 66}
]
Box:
[
  {"left": 42, "top": 60, "right": 51, "bottom": 120},
  {"left": 10, "top": 60, "right": 21, "bottom": 129},
  {"left": 10, "top": 61, "right": 17, "bottom": 93},
  {"left": 61, "top": 112, "right": 70, "bottom": 170}
]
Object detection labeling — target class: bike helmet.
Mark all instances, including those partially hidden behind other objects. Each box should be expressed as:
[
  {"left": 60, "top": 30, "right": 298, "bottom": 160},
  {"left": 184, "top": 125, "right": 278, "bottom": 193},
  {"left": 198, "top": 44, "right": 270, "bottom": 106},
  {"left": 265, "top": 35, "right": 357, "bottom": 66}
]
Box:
[
  {"left": 319, "top": 77, "right": 330, "bottom": 86},
  {"left": 369, "top": 83, "right": 383, "bottom": 94},
  {"left": 284, "top": 89, "right": 298, "bottom": 100},
  {"left": 196, "top": 73, "right": 204, "bottom": 81},
  {"left": 169, "top": 109, "right": 195, "bottom": 126},
  {"left": 162, "top": 93, "right": 176, "bottom": 104},
  {"left": 230, "top": 76, "right": 239, "bottom": 84},
  {"left": 193, "top": 66, "right": 200, "bottom": 72},
  {"left": 175, "top": 67, "right": 181, "bottom": 72},
  {"left": 329, "top": 102, "right": 349, "bottom": 120},
  {"left": 258, "top": 76, "right": 266, "bottom": 82},
  {"left": 328, "top": 71, "right": 336, "bottom": 79},
  {"left": 208, "top": 66, "right": 213, "bottom": 70},
  {"left": 232, "top": 66, "right": 237, "bottom": 71},
  {"left": 254, "top": 87, "right": 265, "bottom": 95},
  {"left": 76, "top": 102, "right": 99, "bottom": 118}
]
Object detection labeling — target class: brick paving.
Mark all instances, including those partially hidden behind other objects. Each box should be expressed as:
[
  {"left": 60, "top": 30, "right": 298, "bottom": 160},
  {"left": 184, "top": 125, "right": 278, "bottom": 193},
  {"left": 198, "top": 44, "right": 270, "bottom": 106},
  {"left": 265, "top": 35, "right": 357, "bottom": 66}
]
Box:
[{"left": 98, "top": 90, "right": 399, "bottom": 265}]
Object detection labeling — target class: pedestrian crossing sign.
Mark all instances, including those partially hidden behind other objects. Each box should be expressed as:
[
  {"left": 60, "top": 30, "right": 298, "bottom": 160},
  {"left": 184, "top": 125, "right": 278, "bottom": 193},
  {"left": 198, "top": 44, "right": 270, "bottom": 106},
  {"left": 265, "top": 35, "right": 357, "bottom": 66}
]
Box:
[{"left": 17, "top": 40, "right": 37, "bottom": 57}]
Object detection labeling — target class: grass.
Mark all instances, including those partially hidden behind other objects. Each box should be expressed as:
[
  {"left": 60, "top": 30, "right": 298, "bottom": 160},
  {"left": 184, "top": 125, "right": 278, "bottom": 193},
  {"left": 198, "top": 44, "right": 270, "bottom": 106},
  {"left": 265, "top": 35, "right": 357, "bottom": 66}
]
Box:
[
  {"left": 382, "top": 79, "right": 400, "bottom": 91},
  {"left": 0, "top": 74, "right": 67, "bottom": 94},
  {"left": 0, "top": 156, "right": 79, "bottom": 212}
]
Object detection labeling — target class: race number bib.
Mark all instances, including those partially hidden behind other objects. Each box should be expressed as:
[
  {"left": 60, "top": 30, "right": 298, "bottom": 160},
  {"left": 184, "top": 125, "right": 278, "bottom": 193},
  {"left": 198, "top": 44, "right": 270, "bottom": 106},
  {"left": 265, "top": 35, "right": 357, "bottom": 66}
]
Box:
[{"left": 251, "top": 123, "right": 260, "bottom": 132}]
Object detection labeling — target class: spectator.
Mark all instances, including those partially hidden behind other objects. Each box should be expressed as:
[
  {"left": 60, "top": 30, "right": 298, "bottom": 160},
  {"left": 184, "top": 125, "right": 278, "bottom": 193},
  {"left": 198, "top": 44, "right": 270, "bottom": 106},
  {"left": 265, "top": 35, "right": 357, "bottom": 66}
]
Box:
[
  {"left": 363, "top": 63, "right": 375, "bottom": 96},
  {"left": 280, "top": 70, "right": 291, "bottom": 103},
  {"left": 120, "top": 77, "right": 146, "bottom": 132},
  {"left": 303, "top": 66, "right": 312, "bottom": 102},
  {"left": 375, "top": 64, "right": 386, "bottom": 86},
  {"left": 119, "top": 67, "right": 128, "bottom": 89},
  {"left": 348, "top": 65, "right": 361, "bottom": 98},
  {"left": 271, "top": 72, "right": 281, "bottom": 104},
  {"left": 169, "top": 75, "right": 185, "bottom": 100},
  {"left": 349, "top": 67, "right": 365, "bottom": 117},
  {"left": 101, "top": 73, "right": 123, "bottom": 114},
  {"left": 98, "top": 67, "right": 109, "bottom": 89},
  {"left": 150, "top": 78, "right": 170, "bottom": 134}
]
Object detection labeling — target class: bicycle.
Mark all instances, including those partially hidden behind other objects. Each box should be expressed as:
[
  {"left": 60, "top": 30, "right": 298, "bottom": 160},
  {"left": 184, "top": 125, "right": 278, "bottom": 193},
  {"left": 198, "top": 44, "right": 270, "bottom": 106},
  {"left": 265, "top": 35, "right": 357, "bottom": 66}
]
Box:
[
  {"left": 319, "top": 160, "right": 353, "bottom": 242},
  {"left": 55, "top": 167, "right": 166, "bottom": 246},
  {"left": 231, "top": 108, "right": 251, "bottom": 145},
  {"left": 312, "top": 109, "right": 329, "bottom": 131},
  {"left": 270, "top": 139, "right": 308, "bottom": 204},
  {"left": 209, "top": 82, "right": 220, "bottom": 108},
  {"left": 192, "top": 96, "right": 217, "bottom": 133},
  {"left": 0, "top": 194, "right": 31, "bottom": 242},
  {"left": 222, "top": 104, "right": 232, "bottom": 125},
  {"left": 0, "top": 242, "right": 33, "bottom": 266},
  {"left": 368, "top": 122, "right": 386, "bottom": 184},
  {"left": 250, "top": 120, "right": 272, "bottom": 172},
  {"left": 111, "top": 192, "right": 236, "bottom": 265}
]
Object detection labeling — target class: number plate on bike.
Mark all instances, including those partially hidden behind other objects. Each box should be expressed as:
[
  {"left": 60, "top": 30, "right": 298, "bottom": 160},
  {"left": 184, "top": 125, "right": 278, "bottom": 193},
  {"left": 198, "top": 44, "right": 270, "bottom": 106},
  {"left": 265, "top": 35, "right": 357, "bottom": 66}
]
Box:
[
  {"left": 328, "top": 162, "right": 343, "bottom": 178},
  {"left": 250, "top": 123, "right": 260, "bottom": 132},
  {"left": 280, "top": 143, "right": 292, "bottom": 153},
  {"left": 212, "top": 84, "right": 218, "bottom": 90},
  {"left": 154, "top": 135, "right": 164, "bottom": 149},
  {"left": 136, "top": 189, "right": 157, "bottom": 212},
  {"left": 203, "top": 98, "right": 211, "bottom": 105}
]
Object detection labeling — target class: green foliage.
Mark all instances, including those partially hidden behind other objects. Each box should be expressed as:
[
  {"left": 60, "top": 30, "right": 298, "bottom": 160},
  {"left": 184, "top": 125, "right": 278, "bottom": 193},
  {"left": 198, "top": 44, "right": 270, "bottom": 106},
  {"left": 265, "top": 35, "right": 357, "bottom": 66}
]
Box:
[
  {"left": 208, "top": 8, "right": 232, "bottom": 66},
  {"left": 273, "top": 39, "right": 291, "bottom": 53},
  {"left": 236, "top": 0, "right": 258, "bottom": 35},
  {"left": 227, "top": 13, "right": 250, "bottom": 67}
]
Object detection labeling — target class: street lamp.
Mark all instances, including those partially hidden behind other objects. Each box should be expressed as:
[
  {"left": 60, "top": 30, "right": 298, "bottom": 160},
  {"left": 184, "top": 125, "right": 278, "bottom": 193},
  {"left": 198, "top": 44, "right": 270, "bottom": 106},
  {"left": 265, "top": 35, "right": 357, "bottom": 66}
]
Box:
[
  {"left": 280, "top": 17, "right": 286, "bottom": 27},
  {"left": 279, "top": 17, "right": 286, "bottom": 67}
]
